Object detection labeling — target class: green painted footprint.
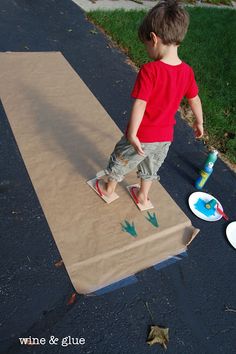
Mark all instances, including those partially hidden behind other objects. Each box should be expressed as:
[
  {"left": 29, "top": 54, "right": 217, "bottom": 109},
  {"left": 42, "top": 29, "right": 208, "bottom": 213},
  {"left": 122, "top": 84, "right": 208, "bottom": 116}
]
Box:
[
  {"left": 145, "top": 211, "right": 159, "bottom": 228},
  {"left": 121, "top": 220, "right": 138, "bottom": 237}
]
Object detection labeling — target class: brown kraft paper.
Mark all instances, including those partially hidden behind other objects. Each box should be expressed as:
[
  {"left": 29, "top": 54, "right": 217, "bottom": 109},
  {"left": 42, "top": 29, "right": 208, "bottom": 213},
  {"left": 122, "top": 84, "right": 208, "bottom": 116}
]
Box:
[{"left": 0, "top": 52, "right": 199, "bottom": 294}]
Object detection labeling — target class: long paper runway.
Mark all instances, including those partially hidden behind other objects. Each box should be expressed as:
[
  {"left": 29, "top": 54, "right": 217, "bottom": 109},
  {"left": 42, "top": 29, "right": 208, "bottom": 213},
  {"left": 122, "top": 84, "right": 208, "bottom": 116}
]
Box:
[{"left": 0, "top": 52, "right": 199, "bottom": 294}]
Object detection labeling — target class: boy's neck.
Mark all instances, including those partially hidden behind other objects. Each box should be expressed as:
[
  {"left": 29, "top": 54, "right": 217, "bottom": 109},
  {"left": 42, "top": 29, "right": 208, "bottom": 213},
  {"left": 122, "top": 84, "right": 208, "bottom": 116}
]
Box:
[{"left": 158, "top": 44, "right": 181, "bottom": 65}]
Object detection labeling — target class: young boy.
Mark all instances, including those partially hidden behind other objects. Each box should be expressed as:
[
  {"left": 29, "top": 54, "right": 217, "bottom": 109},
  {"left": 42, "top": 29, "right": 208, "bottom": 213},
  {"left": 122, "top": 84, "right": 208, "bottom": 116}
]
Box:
[{"left": 92, "top": 0, "right": 203, "bottom": 210}]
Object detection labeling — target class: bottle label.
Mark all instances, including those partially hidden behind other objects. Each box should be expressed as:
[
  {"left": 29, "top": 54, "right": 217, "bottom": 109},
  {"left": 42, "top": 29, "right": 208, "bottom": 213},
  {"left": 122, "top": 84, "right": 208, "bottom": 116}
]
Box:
[{"left": 198, "top": 171, "right": 209, "bottom": 187}]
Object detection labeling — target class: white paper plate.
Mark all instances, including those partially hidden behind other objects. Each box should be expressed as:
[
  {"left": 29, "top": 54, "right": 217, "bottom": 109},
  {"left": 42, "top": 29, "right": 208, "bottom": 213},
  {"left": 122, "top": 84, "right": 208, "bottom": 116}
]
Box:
[
  {"left": 188, "top": 192, "right": 223, "bottom": 222},
  {"left": 226, "top": 222, "right": 236, "bottom": 249}
]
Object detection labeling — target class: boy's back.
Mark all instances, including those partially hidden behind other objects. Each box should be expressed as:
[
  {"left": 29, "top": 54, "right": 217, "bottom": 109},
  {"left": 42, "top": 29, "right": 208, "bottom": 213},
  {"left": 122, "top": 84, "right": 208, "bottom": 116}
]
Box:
[{"left": 131, "top": 60, "right": 199, "bottom": 142}]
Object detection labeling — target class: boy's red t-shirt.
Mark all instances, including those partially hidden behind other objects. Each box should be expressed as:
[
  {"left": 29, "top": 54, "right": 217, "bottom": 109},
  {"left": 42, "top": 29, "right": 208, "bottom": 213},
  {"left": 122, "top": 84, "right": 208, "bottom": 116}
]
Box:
[{"left": 129, "top": 60, "right": 198, "bottom": 142}]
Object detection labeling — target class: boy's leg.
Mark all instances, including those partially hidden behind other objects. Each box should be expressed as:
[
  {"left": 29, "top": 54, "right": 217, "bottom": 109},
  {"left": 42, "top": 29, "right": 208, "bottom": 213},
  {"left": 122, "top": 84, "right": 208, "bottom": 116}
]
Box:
[
  {"left": 101, "top": 135, "right": 146, "bottom": 195},
  {"left": 136, "top": 142, "right": 171, "bottom": 203},
  {"left": 138, "top": 179, "right": 153, "bottom": 205}
]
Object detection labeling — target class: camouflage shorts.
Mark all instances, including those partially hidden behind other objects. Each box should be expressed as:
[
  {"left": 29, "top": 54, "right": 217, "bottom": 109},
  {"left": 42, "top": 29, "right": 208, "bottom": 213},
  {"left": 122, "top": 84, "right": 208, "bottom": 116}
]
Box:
[{"left": 105, "top": 135, "right": 171, "bottom": 182}]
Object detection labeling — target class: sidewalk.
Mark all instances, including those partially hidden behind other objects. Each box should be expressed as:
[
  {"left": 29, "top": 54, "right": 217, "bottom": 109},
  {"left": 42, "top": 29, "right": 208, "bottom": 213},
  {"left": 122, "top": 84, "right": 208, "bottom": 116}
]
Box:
[
  {"left": 0, "top": 1, "right": 235, "bottom": 353},
  {"left": 72, "top": 0, "right": 236, "bottom": 11},
  {"left": 72, "top": 0, "right": 156, "bottom": 11}
]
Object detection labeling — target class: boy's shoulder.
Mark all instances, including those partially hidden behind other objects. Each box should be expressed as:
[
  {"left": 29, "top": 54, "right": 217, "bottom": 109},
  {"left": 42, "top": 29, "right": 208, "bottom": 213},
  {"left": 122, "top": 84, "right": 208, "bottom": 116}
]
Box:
[
  {"left": 139, "top": 61, "right": 160, "bottom": 78},
  {"left": 140, "top": 61, "right": 157, "bottom": 72},
  {"left": 180, "top": 61, "right": 195, "bottom": 72},
  {"left": 138, "top": 61, "right": 196, "bottom": 84},
  {"left": 141, "top": 60, "right": 194, "bottom": 72}
]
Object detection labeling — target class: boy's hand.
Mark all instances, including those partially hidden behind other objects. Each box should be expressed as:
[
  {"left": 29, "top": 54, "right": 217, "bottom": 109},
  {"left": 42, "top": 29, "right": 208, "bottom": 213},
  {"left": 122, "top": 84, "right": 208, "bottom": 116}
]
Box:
[
  {"left": 128, "top": 135, "right": 145, "bottom": 156},
  {"left": 193, "top": 122, "right": 204, "bottom": 139},
  {"left": 188, "top": 96, "right": 204, "bottom": 139}
]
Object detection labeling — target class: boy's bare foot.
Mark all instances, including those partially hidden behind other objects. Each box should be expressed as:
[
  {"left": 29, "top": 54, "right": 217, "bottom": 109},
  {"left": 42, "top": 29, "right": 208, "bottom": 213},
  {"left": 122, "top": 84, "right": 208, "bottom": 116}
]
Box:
[
  {"left": 127, "top": 184, "right": 154, "bottom": 211},
  {"left": 96, "top": 179, "right": 113, "bottom": 197},
  {"left": 87, "top": 177, "right": 119, "bottom": 204},
  {"left": 138, "top": 192, "right": 149, "bottom": 207},
  {"left": 133, "top": 187, "right": 150, "bottom": 208}
]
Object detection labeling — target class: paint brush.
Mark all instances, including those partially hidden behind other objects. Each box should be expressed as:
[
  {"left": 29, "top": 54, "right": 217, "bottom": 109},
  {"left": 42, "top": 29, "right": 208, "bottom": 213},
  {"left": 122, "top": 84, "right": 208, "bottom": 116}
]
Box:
[{"left": 216, "top": 204, "right": 229, "bottom": 221}]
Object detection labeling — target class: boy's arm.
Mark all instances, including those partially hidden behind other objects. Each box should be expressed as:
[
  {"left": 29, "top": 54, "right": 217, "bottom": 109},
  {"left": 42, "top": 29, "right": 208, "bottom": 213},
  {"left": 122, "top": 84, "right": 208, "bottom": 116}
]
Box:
[
  {"left": 127, "top": 98, "right": 147, "bottom": 156},
  {"left": 188, "top": 95, "right": 204, "bottom": 138}
]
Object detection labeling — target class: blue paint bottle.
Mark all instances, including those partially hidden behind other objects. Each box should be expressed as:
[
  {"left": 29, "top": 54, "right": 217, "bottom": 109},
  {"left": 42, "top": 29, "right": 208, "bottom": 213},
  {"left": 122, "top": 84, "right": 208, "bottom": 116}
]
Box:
[{"left": 195, "top": 150, "right": 218, "bottom": 190}]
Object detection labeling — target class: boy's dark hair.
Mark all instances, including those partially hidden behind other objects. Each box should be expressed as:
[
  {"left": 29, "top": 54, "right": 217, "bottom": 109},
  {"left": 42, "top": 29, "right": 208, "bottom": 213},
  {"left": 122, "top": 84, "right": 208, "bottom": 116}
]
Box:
[{"left": 138, "top": 0, "right": 189, "bottom": 45}]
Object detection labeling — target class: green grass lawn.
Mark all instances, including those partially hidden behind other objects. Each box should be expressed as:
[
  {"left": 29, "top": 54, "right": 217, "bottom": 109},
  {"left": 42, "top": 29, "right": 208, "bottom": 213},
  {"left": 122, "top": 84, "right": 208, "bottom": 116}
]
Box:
[{"left": 88, "top": 7, "right": 236, "bottom": 164}]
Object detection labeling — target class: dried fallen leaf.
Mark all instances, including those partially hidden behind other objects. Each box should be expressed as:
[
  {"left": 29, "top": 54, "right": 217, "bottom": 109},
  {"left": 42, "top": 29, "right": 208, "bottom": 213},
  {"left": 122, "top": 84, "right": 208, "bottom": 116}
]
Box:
[
  {"left": 90, "top": 29, "right": 98, "bottom": 35},
  {"left": 224, "top": 109, "right": 230, "bottom": 117},
  {"left": 130, "top": 0, "right": 143, "bottom": 3},
  {"left": 146, "top": 325, "right": 169, "bottom": 349},
  {"left": 67, "top": 292, "right": 77, "bottom": 305},
  {"left": 225, "top": 305, "right": 236, "bottom": 313},
  {"left": 54, "top": 259, "right": 64, "bottom": 268}
]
